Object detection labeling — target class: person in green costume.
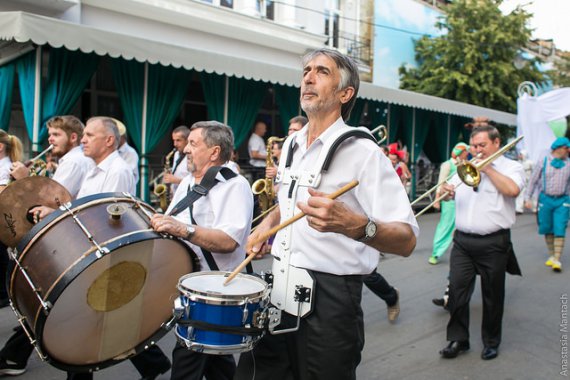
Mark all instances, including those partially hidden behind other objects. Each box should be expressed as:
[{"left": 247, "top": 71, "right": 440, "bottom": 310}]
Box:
[{"left": 428, "top": 142, "right": 470, "bottom": 265}]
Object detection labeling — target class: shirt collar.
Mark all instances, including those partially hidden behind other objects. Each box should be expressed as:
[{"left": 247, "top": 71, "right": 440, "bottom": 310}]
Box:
[
  {"left": 97, "top": 150, "right": 120, "bottom": 172},
  {"left": 295, "top": 117, "right": 345, "bottom": 151}
]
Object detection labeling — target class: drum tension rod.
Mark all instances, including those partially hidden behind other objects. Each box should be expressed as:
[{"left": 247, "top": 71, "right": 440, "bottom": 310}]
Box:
[
  {"left": 8, "top": 247, "right": 52, "bottom": 313},
  {"left": 60, "top": 202, "right": 109, "bottom": 258},
  {"left": 9, "top": 303, "right": 47, "bottom": 361}
]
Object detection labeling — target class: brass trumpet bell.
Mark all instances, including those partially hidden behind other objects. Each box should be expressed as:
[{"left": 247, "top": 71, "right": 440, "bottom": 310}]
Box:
[{"left": 456, "top": 162, "right": 480, "bottom": 187}]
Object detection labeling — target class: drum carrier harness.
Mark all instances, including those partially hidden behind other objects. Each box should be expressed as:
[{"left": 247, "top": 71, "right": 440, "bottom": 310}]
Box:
[{"left": 268, "top": 126, "right": 376, "bottom": 334}]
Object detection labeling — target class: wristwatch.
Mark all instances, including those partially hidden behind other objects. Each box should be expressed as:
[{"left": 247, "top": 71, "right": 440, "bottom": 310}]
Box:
[
  {"left": 358, "top": 217, "right": 377, "bottom": 242},
  {"left": 185, "top": 225, "right": 196, "bottom": 240}
]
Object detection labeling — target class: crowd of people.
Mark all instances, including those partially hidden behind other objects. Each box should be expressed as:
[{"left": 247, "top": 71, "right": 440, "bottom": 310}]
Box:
[{"left": 0, "top": 47, "right": 567, "bottom": 379}]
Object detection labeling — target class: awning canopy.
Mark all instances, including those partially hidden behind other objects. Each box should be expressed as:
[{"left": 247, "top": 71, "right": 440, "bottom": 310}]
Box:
[{"left": 0, "top": 11, "right": 517, "bottom": 126}]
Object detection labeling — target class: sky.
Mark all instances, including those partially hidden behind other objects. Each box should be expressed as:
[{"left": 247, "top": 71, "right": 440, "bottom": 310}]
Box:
[{"left": 500, "top": 0, "right": 570, "bottom": 52}]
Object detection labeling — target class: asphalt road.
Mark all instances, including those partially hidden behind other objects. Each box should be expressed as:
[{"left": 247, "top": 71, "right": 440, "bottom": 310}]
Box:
[{"left": 0, "top": 212, "right": 566, "bottom": 379}]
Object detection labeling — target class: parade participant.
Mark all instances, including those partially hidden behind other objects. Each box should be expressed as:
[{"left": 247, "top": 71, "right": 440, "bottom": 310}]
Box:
[
  {"left": 0, "top": 130, "right": 23, "bottom": 191},
  {"left": 524, "top": 136, "right": 570, "bottom": 272},
  {"left": 0, "top": 131, "right": 23, "bottom": 309},
  {"left": 439, "top": 125, "right": 524, "bottom": 361},
  {"left": 248, "top": 120, "right": 267, "bottom": 181},
  {"left": 163, "top": 125, "right": 190, "bottom": 195},
  {"left": 150, "top": 121, "right": 253, "bottom": 380},
  {"left": 235, "top": 48, "right": 418, "bottom": 380},
  {"left": 288, "top": 115, "right": 307, "bottom": 136},
  {"left": 428, "top": 142, "right": 469, "bottom": 265},
  {"left": 114, "top": 118, "right": 140, "bottom": 183}
]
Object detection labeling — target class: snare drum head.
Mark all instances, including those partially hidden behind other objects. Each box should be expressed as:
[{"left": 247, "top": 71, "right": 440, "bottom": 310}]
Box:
[{"left": 179, "top": 272, "right": 267, "bottom": 300}]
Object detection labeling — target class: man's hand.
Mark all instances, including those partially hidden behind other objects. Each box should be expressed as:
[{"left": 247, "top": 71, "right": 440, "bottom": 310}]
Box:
[
  {"left": 10, "top": 162, "right": 30, "bottom": 180},
  {"left": 524, "top": 200, "right": 533, "bottom": 210},
  {"left": 265, "top": 166, "right": 277, "bottom": 180},
  {"left": 163, "top": 173, "right": 181, "bottom": 185},
  {"left": 150, "top": 214, "right": 186, "bottom": 237},
  {"left": 29, "top": 206, "right": 55, "bottom": 224},
  {"left": 439, "top": 183, "right": 456, "bottom": 201},
  {"left": 296, "top": 188, "right": 367, "bottom": 239}
]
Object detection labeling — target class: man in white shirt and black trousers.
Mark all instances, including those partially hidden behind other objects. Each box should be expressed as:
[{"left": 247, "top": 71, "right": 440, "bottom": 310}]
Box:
[
  {"left": 151, "top": 121, "right": 253, "bottom": 380},
  {"left": 234, "top": 48, "right": 418, "bottom": 380},
  {"left": 439, "top": 125, "right": 524, "bottom": 361}
]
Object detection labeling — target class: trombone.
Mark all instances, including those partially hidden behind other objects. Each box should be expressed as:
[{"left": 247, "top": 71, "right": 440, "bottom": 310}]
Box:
[{"left": 414, "top": 135, "right": 524, "bottom": 217}]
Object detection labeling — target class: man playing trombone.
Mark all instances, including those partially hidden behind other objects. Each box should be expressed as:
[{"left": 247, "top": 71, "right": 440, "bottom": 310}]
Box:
[{"left": 438, "top": 125, "right": 524, "bottom": 361}]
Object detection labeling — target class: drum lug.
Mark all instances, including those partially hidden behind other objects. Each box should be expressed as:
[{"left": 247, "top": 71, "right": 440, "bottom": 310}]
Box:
[
  {"left": 167, "top": 297, "right": 185, "bottom": 331},
  {"left": 10, "top": 253, "right": 51, "bottom": 312},
  {"left": 9, "top": 304, "right": 48, "bottom": 362}
]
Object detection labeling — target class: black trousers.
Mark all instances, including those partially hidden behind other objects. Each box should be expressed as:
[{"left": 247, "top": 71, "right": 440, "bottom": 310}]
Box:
[
  {"left": 1, "top": 327, "right": 170, "bottom": 379},
  {"left": 170, "top": 341, "right": 235, "bottom": 380},
  {"left": 446, "top": 229, "right": 511, "bottom": 348},
  {"left": 234, "top": 271, "right": 364, "bottom": 380},
  {"left": 363, "top": 269, "right": 397, "bottom": 307},
  {"left": 0, "top": 242, "right": 9, "bottom": 300}
]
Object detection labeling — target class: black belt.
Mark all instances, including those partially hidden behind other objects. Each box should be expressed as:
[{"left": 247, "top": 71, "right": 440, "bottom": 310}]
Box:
[{"left": 456, "top": 228, "right": 510, "bottom": 239}]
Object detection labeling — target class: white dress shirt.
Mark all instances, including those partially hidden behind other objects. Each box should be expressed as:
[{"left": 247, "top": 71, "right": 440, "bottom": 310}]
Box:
[
  {"left": 171, "top": 151, "right": 189, "bottom": 195},
  {"left": 453, "top": 155, "right": 525, "bottom": 235},
  {"left": 274, "top": 118, "right": 419, "bottom": 276},
  {"left": 0, "top": 156, "right": 11, "bottom": 186},
  {"left": 52, "top": 146, "right": 95, "bottom": 199},
  {"left": 166, "top": 164, "right": 253, "bottom": 272},
  {"left": 248, "top": 134, "right": 266, "bottom": 167},
  {"left": 77, "top": 151, "right": 135, "bottom": 198},
  {"left": 118, "top": 142, "right": 140, "bottom": 183}
]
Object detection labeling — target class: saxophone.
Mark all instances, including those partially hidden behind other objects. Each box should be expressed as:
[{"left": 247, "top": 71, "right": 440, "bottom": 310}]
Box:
[
  {"left": 154, "top": 148, "right": 176, "bottom": 212},
  {"left": 252, "top": 136, "right": 286, "bottom": 213}
]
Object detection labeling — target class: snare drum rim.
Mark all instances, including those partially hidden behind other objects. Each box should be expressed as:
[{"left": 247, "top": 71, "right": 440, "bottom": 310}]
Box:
[{"left": 177, "top": 271, "right": 269, "bottom": 306}]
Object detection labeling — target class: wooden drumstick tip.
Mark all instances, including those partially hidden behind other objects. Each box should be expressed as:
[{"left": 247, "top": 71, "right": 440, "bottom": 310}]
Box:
[{"left": 223, "top": 180, "right": 359, "bottom": 286}]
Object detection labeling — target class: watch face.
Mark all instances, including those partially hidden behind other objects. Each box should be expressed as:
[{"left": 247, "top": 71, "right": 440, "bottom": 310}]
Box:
[{"left": 366, "top": 221, "right": 377, "bottom": 237}]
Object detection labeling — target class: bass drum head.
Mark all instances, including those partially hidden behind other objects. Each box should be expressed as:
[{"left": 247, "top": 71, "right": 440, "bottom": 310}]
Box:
[{"left": 39, "top": 234, "right": 195, "bottom": 370}]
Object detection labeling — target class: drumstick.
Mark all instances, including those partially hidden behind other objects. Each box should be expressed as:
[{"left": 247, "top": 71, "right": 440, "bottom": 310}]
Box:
[{"left": 223, "top": 180, "right": 359, "bottom": 285}]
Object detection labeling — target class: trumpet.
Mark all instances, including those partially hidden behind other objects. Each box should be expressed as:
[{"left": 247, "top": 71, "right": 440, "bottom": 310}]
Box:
[
  {"left": 370, "top": 125, "right": 387, "bottom": 145},
  {"left": 414, "top": 135, "right": 524, "bottom": 217},
  {"left": 154, "top": 148, "right": 176, "bottom": 212},
  {"left": 8, "top": 144, "right": 53, "bottom": 183},
  {"left": 252, "top": 136, "right": 286, "bottom": 213}
]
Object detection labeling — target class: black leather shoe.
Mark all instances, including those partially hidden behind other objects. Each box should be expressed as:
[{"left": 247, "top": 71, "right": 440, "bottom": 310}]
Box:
[
  {"left": 432, "top": 298, "right": 445, "bottom": 307},
  {"left": 481, "top": 346, "right": 498, "bottom": 360},
  {"left": 440, "top": 341, "right": 470, "bottom": 358}
]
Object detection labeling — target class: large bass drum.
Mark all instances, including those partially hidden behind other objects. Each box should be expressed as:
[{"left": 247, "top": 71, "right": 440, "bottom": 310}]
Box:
[{"left": 8, "top": 193, "right": 198, "bottom": 372}]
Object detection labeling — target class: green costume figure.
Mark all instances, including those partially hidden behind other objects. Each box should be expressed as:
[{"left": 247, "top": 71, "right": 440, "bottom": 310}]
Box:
[{"left": 429, "top": 143, "right": 469, "bottom": 265}]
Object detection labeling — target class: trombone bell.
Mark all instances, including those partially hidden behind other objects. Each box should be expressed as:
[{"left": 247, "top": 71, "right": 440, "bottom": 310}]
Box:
[{"left": 457, "top": 163, "right": 480, "bottom": 187}]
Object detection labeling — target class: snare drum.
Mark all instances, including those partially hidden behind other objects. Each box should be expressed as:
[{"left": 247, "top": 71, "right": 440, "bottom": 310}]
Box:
[
  {"left": 9, "top": 193, "right": 198, "bottom": 372},
  {"left": 175, "top": 271, "right": 269, "bottom": 355}
]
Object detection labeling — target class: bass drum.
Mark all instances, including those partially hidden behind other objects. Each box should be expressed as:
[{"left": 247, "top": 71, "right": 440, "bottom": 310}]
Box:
[{"left": 8, "top": 193, "right": 198, "bottom": 372}]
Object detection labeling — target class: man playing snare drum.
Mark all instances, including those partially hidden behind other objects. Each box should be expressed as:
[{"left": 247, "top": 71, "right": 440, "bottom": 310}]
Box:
[{"left": 151, "top": 121, "right": 253, "bottom": 380}]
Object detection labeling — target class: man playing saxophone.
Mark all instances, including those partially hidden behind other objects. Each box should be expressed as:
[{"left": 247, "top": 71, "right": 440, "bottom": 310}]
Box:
[{"left": 163, "top": 125, "right": 190, "bottom": 195}]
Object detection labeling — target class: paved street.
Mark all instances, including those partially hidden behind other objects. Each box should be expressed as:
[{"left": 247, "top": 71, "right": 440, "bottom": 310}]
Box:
[{"left": 0, "top": 212, "right": 566, "bottom": 379}]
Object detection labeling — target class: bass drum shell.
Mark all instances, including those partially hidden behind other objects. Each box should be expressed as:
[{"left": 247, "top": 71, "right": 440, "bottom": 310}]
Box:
[{"left": 9, "top": 193, "right": 198, "bottom": 372}]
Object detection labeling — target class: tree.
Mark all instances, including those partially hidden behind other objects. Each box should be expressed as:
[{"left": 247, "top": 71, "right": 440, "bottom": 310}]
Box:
[
  {"left": 399, "top": 0, "right": 545, "bottom": 113},
  {"left": 547, "top": 53, "right": 570, "bottom": 88}
]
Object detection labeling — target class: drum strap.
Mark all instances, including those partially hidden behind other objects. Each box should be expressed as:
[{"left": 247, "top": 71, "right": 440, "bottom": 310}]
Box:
[
  {"left": 169, "top": 166, "right": 253, "bottom": 273},
  {"left": 177, "top": 319, "right": 265, "bottom": 336}
]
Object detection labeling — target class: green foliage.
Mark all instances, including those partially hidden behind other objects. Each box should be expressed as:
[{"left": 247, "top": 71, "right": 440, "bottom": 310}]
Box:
[
  {"left": 399, "top": 0, "right": 545, "bottom": 113},
  {"left": 547, "top": 54, "right": 570, "bottom": 88}
]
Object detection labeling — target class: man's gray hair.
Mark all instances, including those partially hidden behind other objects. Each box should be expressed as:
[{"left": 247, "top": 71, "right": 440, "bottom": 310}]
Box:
[
  {"left": 302, "top": 48, "right": 360, "bottom": 121},
  {"left": 87, "top": 116, "right": 120, "bottom": 149},
  {"left": 190, "top": 121, "right": 234, "bottom": 163}
]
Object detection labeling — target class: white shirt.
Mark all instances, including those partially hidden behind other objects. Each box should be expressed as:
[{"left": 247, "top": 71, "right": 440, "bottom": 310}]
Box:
[
  {"left": 274, "top": 118, "right": 419, "bottom": 275},
  {"left": 77, "top": 151, "right": 135, "bottom": 198},
  {"left": 248, "top": 134, "right": 266, "bottom": 167},
  {"left": 166, "top": 164, "right": 253, "bottom": 272},
  {"left": 118, "top": 142, "right": 140, "bottom": 183},
  {"left": 0, "top": 156, "right": 11, "bottom": 186},
  {"left": 453, "top": 155, "right": 525, "bottom": 235},
  {"left": 52, "top": 146, "right": 95, "bottom": 199},
  {"left": 171, "top": 151, "right": 189, "bottom": 195}
]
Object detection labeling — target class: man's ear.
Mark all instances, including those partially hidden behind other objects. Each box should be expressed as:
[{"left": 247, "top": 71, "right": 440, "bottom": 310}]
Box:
[
  {"left": 69, "top": 132, "right": 79, "bottom": 145},
  {"left": 339, "top": 87, "right": 355, "bottom": 105},
  {"left": 210, "top": 146, "right": 221, "bottom": 162}
]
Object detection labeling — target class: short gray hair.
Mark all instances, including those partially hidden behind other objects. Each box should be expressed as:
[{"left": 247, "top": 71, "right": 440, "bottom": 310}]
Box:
[
  {"left": 87, "top": 116, "right": 120, "bottom": 149},
  {"left": 190, "top": 121, "right": 234, "bottom": 163},
  {"left": 302, "top": 48, "right": 360, "bottom": 121},
  {"left": 471, "top": 125, "right": 500, "bottom": 143}
]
